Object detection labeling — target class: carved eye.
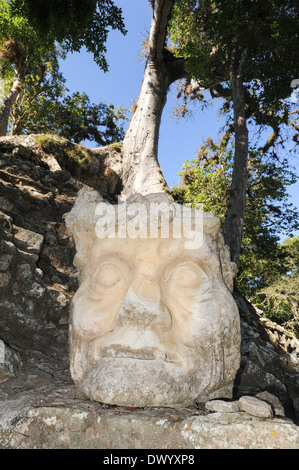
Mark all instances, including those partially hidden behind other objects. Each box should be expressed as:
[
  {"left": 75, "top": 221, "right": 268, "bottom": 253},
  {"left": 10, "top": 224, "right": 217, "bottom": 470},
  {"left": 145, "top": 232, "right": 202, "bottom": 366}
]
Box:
[
  {"left": 163, "top": 261, "right": 209, "bottom": 289},
  {"left": 94, "top": 263, "right": 123, "bottom": 288}
]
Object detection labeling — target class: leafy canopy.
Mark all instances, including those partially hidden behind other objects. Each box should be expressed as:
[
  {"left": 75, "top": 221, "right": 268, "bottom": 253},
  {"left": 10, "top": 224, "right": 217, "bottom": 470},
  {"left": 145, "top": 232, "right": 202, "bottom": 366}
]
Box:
[
  {"left": 169, "top": 0, "right": 299, "bottom": 101},
  {"left": 252, "top": 237, "right": 299, "bottom": 337},
  {"left": 169, "top": 0, "right": 299, "bottom": 145},
  {"left": 10, "top": 0, "right": 127, "bottom": 71},
  {"left": 0, "top": 0, "right": 58, "bottom": 77},
  {"left": 1, "top": 0, "right": 127, "bottom": 142},
  {"left": 171, "top": 137, "right": 299, "bottom": 296},
  {"left": 8, "top": 50, "right": 127, "bottom": 145}
]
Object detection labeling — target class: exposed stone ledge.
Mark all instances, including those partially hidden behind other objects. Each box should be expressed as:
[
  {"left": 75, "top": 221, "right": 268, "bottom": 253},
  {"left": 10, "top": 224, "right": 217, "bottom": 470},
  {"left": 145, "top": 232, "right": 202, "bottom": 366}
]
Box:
[
  {"left": 0, "top": 385, "right": 298, "bottom": 449},
  {"left": 1, "top": 403, "right": 299, "bottom": 449}
]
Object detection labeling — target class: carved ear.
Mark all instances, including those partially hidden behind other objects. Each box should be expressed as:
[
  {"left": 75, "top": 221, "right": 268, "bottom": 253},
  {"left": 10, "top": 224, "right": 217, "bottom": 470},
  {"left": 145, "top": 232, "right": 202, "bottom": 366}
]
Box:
[
  {"left": 65, "top": 189, "right": 104, "bottom": 276},
  {"left": 218, "top": 235, "right": 237, "bottom": 292},
  {"left": 198, "top": 213, "right": 237, "bottom": 291},
  {"left": 198, "top": 212, "right": 236, "bottom": 292},
  {"left": 202, "top": 211, "right": 221, "bottom": 235}
]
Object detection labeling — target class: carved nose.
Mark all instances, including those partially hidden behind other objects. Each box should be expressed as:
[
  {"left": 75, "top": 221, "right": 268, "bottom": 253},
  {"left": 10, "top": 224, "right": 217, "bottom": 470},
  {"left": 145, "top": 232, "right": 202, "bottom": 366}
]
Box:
[
  {"left": 117, "top": 275, "right": 163, "bottom": 327},
  {"left": 101, "top": 276, "right": 172, "bottom": 356},
  {"left": 121, "top": 274, "right": 161, "bottom": 303},
  {"left": 135, "top": 274, "right": 161, "bottom": 303},
  {"left": 118, "top": 301, "right": 161, "bottom": 327},
  {"left": 130, "top": 274, "right": 161, "bottom": 304}
]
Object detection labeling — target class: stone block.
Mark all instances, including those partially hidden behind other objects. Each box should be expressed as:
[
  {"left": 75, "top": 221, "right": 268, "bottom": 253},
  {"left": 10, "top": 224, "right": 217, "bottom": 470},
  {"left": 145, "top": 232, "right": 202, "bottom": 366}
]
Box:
[
  {"left": 205, "top": 400, "right": 240, "bottom": 413},
  {"left": 14, "top": 144, "right": 32, "bottom": 159},
  {"left": 13, "top": 226, "right": 44, "bottom": 254},
  {"left": 255, "top": 391, "right": 285, "bottom": 416},
  {"left": 238, "top": 395, "right": 273, "bottom": 418},
  {"left": 0, "top": 254, "right": 13, "bottom": 272}
]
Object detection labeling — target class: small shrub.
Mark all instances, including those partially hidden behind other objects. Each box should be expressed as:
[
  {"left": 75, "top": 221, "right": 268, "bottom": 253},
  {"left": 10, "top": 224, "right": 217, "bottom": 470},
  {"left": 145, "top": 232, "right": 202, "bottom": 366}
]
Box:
[
  {"left": 35, "top": 134, "right": 91, "bottom": 167},
  {"left": 110, "top": 142, "right": 122, "bottom": 153}
]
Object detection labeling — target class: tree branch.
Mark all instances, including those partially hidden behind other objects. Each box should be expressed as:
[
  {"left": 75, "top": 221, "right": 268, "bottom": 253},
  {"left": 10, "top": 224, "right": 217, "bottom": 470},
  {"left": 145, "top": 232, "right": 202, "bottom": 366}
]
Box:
[{"left": 149, "top": 0, "right": 174, "bottom": 61}]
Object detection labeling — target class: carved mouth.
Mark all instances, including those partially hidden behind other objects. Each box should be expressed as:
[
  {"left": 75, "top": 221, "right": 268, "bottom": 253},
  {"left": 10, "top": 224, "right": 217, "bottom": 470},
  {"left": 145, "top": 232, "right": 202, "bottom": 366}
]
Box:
[{"left": 98, "top": 346, "right": 176, "bottom": 362}]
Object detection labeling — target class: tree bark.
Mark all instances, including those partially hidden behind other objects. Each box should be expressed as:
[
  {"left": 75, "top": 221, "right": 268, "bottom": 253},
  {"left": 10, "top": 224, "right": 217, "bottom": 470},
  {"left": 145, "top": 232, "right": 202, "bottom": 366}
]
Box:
[
  {"left": 120, "top": 0, "right": 185, "bottom": 197},
  {"left": 0, "top": 76, "right": 24, "bottom": 136},
  {"left": 222, "top": 48, "right": 248, "bottom": 266}
]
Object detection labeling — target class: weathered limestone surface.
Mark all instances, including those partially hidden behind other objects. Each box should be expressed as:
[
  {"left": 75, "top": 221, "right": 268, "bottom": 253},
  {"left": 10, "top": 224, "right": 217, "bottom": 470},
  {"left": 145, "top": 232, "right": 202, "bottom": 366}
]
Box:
[
  {"left": 0, "top": 136, "right": 84, "bottom": 375},
  {"left": 205, "top": 399, "right": 240, "bottom": 413},
  {"left": 239, "top": 396, "right": 273, "bottom": 418},
  {"left": 0, "top": 385, "right": 298, "bottom": 449},
  {"left": 66, "top": 191, "right": 241, "bottom": 406},
  {"left": 256, "top": 391, "right": 285, "bottom": 416}
]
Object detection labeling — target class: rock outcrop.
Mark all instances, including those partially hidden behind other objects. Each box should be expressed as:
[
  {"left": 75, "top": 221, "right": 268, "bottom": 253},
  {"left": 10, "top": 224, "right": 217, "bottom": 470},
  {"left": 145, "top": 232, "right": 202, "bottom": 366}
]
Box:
[
  {"left": 2, "top": 390, "right": 299, "bottom": 449},
  {"left": 0, "top": 135, "right": 298, "bottom": 449},
  {"left": 234, "top": 293, "right": 299, "bottom": 422},
  {"left": 0, "top": 135, "right": 81, "bottom": 380}
]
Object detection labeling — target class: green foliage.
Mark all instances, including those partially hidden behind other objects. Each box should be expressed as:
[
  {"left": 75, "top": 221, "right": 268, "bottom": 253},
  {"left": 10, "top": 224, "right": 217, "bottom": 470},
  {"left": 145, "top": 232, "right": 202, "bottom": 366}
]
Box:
[
  {"left": 0, "top": 0, "right": 127, "bottom": 140},
  {"left": 170, "top": 2, "right": 299, "bottom": 338},
  {"left": 169, "top": 0, "right": 227, "bottom": 86},
  {"left": 171, "top": 138, "right": 230, "bottom": 220},
  {"left": 169, "top": 0, "right": 299, "bottom": 147},
  {"left": 55, "top": 93, "right": 127, "bottom": 146},
  {"left": 8, "top": 48, "right": 67, "bottom": 133},
  {"left": 251, "top": 237, "right": 299, "bottom": 337},
  {"left": 0, "top": 0, "right": 63, "bottom": 136},
  {"left": 3, "top": 33, "right": 127, "bottom": 145},
  {"left": 171, "top": 137, "right": 299, "bottom": 296},
  {"left": 169, "top": 0, "right": 299, "bottom": 99},
  {"left": 10, "top": 0, "right": 127, "bottom": 71},
  {"left": 173, "top": 138, "right": 299, "bottom": 337},
  {"left": 11, "top": 71, "right": 128, "bottom": 146},
  {"left": 282, "top": 236, "right": 299, "bottom": 276},
  {"left": 0, "top": 0, "right": 57, "bottom": 75}
]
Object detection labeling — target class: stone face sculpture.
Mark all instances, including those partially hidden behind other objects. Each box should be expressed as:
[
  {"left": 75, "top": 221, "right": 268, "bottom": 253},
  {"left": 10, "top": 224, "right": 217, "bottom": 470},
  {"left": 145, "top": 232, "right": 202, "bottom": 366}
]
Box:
[{"left": 66, "top": 190, "right": 241, "bottom": 407}]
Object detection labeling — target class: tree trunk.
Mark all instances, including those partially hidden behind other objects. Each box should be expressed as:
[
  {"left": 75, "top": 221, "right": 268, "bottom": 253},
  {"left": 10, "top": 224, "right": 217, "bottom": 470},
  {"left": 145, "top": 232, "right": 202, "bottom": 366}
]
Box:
[
  {"left": 10, "top": 107, "right": 25, "bottom": 136},
  {"left": 121, "top": 55, "right": 171, "bottom": 196},
  {"left": 0, "top": 76, "right": 23, "bottom": 136},
  {"left": 120, "top": 0, "right": 184, "bottom": 197},
  {"left": 222, "top": 48, "right": 248, "bottom": 266}
]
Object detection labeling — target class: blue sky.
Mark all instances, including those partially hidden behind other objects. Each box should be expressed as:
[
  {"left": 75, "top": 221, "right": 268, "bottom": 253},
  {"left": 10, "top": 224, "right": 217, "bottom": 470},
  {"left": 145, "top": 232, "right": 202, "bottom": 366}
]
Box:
[{"left": 59, "top": 0, "right": 298, "bottom": 237}]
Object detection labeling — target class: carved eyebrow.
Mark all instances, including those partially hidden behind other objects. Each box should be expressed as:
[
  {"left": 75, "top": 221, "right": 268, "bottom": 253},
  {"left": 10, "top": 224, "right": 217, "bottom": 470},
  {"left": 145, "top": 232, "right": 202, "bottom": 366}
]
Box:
[
  {"left": 162, "top": 258, "right": 210, "bottom": 282},
  {"left": 93, "top": 252, "right": 129, "bottom": 264},
  {"left": 89, "top": 252, "right": 131, "bottom": 276}
]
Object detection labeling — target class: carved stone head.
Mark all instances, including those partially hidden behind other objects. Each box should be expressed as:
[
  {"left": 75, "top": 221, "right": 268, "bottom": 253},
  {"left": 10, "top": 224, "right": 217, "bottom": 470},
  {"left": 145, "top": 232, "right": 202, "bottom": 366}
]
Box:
[{"left": 66, "top": 190, "right": 240, "bottom": 406}]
